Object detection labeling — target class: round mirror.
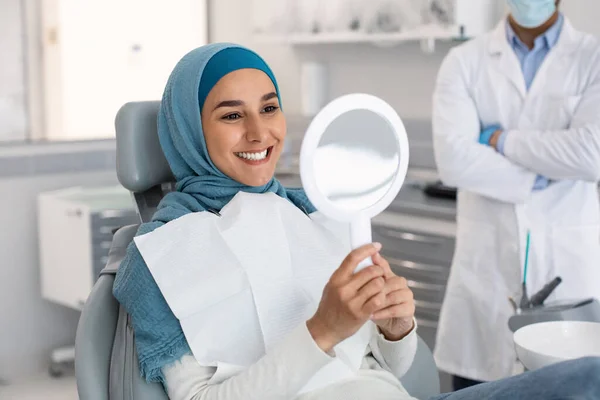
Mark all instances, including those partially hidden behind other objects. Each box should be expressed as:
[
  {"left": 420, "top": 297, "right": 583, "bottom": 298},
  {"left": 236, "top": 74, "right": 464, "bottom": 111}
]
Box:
[
  {"left": 313, "top": 109, "right": 400, "bottom": 213},
  {"left": 300, "top": 94, "right": 409, "bottom": 222},
  {"left": 300, "top": 94, "right": 409, "bottom": 271}
]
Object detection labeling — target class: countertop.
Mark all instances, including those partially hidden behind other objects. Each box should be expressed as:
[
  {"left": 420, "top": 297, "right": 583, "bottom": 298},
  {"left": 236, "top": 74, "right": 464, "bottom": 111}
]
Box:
[{"left": 276, "top": 168, "right": 458, "bottom": 237}]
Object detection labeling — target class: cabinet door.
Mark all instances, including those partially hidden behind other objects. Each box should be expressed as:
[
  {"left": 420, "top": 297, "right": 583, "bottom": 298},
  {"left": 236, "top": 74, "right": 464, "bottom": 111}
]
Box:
[{"left": 39, "top": 196, "right": 93, "bottom": 309}]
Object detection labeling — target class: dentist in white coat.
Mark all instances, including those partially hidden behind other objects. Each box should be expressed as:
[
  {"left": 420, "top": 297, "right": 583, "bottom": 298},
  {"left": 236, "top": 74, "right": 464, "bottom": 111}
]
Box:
[{"left": 432, "top": 0, "right": 600, "bottom": 391}]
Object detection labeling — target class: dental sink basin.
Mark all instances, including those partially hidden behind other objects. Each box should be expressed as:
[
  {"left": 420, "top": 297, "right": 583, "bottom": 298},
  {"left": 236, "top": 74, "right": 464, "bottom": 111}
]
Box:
[{"left": 513, "top": 321, "right": 600, "bottom": 370}]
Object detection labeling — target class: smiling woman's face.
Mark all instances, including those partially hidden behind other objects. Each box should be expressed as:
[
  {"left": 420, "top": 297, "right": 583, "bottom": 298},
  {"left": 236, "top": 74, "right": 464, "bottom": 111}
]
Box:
[{"left": 201, "top": 68, "right": 285, "bottom": 187}]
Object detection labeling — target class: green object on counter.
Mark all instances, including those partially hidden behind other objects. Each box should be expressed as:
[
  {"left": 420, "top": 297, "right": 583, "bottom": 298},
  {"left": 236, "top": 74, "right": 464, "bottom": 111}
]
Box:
[
  {"left": 519, "top": 230, "right": 532, "bottom": 309},
  {"left": 523, "top": 230, "right": 531, "bottom": 284}
]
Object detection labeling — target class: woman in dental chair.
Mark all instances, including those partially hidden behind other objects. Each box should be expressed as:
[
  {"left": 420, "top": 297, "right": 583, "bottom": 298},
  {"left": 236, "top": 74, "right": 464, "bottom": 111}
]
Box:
[{"left": 113, "top": 43, "right": 600, "bottom": 400}]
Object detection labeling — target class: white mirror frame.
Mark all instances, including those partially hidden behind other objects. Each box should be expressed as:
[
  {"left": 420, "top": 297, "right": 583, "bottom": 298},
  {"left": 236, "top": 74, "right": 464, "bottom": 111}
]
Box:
[
  {"left": 300, "top": 93, "right": 410, "bottom": 269},
  {"left": 300, "top": 93, "right": 410, "bottom": 222}
]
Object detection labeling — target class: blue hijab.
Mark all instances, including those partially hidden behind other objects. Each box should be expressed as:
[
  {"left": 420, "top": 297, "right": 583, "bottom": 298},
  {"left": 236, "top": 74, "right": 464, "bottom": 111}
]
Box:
[{"left": 113, "top": 43, "right": 314, "bottom": 382}]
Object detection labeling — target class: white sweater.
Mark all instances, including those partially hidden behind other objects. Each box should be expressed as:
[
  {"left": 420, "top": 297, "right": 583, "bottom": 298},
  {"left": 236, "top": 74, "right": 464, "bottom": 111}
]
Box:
[{"left": 163, "top": 322, "right": 419, "bottom": 400}]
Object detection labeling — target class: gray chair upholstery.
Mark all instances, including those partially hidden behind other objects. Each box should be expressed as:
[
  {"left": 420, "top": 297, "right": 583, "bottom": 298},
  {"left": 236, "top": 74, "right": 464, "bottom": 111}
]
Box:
[
  {"left": 115, "top": 101, "right": 172, "bottom": 193},
  {"left": 401, "top": 336, "right": 441, "bottom": 399},
  {"left": 75, "top": 101, "right": 441, "bottom": 400},
  {"left": 115, "top": 101, "right": 174, "bottom": 222}
]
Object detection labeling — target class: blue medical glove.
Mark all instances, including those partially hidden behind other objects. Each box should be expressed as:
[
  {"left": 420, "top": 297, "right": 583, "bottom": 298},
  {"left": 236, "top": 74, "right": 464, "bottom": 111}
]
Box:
[
  {"left": 479, "top": 125, "right": 502, "bottom": 146},
  {"left": 533, "top": 175, "right": 550, "bottom": 190}
]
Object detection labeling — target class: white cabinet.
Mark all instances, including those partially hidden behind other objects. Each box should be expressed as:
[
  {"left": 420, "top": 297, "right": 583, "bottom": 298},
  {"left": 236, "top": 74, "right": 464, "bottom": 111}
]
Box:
[
  {"left": 41, "top": 0, "right": 207, "bottom": 140},
  {"left": 38, "top": 186, "right": 138, "bottom": 310},
  {"left": 252, "top": 0, "right": 499, "bottom": 45}
]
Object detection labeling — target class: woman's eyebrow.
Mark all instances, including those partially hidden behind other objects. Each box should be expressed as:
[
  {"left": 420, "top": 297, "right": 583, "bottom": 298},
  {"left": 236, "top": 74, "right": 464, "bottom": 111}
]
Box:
[
  {"left": 262, "top": 92, "right": 278, "bottom": 101},
  {"left": 213, "top": 100, "right": 244, "bottom": 110},
  {"left": 213, "top": 92, "right": 277, "bottom": 111}
]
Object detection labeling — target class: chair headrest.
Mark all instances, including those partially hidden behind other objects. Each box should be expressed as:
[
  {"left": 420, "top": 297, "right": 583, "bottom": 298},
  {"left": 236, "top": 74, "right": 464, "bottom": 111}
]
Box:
[{"left": 116, "top": 102, "right": 174, "bottom": 192}]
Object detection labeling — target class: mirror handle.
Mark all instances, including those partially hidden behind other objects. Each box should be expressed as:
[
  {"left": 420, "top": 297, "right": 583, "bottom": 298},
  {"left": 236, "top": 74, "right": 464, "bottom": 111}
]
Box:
[{"left": 351, "top": 215, "right": 373, "bottom": 272}]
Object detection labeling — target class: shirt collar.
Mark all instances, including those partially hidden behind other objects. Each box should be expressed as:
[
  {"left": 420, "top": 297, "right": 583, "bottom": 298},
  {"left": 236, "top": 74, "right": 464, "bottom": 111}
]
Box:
[{"left": 505, "top": 13, "right": 564, "bottom": 51}]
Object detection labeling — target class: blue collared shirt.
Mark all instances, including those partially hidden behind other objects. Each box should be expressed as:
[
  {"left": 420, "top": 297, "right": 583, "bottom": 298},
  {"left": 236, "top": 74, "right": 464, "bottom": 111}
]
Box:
[
  {"left": 497, "top": 14, "right": 564, "bottom": 189},
  {"left": 506, "top": 13, "right": 564, "bottom": 90}
]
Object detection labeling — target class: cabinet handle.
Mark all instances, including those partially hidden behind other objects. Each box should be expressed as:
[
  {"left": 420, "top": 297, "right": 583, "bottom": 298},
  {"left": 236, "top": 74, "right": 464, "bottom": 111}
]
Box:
[
  {"left": 415, "top": 318, "right": 438, "bottom": 329},
  {"left": 407, "top": 280, "right": 445, "bottom": 292},
  {"left": 387, "top": 256, "right": 448, "bottom": 275},
  {"left": 66, "top": 209, "right": 83, "bottom": 218},
  {"left": 99, "top": 226, "right": 115, "bottom": 234},
  {"left": 47, "top": 27, "right": 58, "bottom": 45},
  {"left": 99, "top": 210, "right": 130, "bottom": 218},
  {"left": 415, "top": 299, "right": 443, "bottom": 311},
  {"left": 378, "top": 228, "right": 446, "bottom": 246}
]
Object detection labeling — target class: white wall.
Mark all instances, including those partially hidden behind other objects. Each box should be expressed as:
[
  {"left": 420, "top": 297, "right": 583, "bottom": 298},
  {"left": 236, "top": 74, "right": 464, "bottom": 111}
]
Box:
[
  {"left": 0, "top": 170, "right": 118, "bottom": 382},
  {"left": 210, "top": 0, "right": 599, "bottom": 120},
  {"left": 561, "top": 1, "right": 600, "bottom": 36},
  {"left": 3, "top": 0, "right": 598, "bottom": 143},
  {"left": 0, "top": 0, "right": 27, "bottom": 141},
  {"left": 209, "top": 0, "right": 455, "bottom": 119}
]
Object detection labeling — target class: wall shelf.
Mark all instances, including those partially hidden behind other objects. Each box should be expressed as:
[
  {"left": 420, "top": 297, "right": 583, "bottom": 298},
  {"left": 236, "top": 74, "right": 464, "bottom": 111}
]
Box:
[{"left": 254, "top": 24, "right": 468, "bottom": 45}]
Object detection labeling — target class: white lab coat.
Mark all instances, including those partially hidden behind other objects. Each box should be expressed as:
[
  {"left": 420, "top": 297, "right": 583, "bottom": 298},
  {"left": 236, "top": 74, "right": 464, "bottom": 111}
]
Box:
[{"left": 432, "top": 18, "right": 600, "bottom": 381}]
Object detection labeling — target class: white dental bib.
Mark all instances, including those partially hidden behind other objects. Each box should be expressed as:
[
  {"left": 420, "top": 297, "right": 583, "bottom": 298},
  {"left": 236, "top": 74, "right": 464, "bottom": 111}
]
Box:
[{"left": 135, "top": 191, "right": 373, "bottom": 394}]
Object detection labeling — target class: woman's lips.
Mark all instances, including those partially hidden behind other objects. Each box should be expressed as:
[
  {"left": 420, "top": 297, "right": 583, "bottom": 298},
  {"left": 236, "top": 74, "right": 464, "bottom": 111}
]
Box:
[{"left": 234, "top": 146, "right": 273, "bottom": 165}]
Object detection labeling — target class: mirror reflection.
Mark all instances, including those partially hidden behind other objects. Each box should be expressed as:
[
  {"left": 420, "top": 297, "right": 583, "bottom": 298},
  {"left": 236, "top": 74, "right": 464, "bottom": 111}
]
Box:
[{"left": 313, "top": 109, "right": 400, "bottom": 212}]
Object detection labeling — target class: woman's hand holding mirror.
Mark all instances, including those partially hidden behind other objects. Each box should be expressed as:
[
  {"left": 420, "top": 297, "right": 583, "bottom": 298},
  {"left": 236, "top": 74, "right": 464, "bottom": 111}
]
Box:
[
  {"left": 370, "top": 252, "right": 416, "bottom": 341},
  {"left": 307, "top": 243, "right": 387, "bottom": 353},
  {"left": 306, "top": 244, "right": 416, "bottom": 353}
]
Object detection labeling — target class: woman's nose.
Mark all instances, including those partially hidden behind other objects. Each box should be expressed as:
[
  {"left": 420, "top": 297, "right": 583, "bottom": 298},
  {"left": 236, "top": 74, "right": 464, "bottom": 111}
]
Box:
[{"left": 245, "top": 115, "right": 268, "bottom": 142}]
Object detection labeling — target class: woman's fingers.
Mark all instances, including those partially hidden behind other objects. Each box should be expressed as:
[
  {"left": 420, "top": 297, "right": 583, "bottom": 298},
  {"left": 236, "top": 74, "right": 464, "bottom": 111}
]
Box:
[
  {"left": 353, "top": 276, "right": 385, "bottom": 304},
  {"left": 361, "top": 291, "right": 388, "bottom": 315},
  {"left": 346, "top": 265, "right": 385, "bottom": 293},
  {"left": 371, "top": 302, "right": 415, "bottom": 320},
  {"left": 382, "top": 276, "right": 409, "bottom": 294},
  {"left": 372, "top": 252, "right": 394, "bottom": 278},
  {"left": 385, "top": 288, "right": 414, "bottom": 306},
  {"left": 370, "top": 288, "right": 414, "bottom": 319},
  {"left": 332, "top": 243, "right": 382, "bottom": 283},
  {"left": 348, "top": 274, "right": 411, "bottom": 314}
]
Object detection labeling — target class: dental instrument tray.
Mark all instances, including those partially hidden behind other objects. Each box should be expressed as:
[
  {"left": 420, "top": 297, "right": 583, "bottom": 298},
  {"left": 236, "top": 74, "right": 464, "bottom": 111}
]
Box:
[{"left": 508, "top": 298, "right": 600, "bottom": 332}]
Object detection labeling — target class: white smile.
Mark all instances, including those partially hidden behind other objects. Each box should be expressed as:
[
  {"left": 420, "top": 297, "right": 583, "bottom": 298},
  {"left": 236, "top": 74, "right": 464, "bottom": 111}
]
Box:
[{"left": 235, "top": 149, "right": 268, "bottom": 161}]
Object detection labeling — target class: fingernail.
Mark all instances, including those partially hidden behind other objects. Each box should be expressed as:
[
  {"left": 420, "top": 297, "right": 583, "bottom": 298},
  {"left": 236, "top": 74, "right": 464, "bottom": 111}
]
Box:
[{"left": 373, "top": 242, "right": 382, "bottom": 250}]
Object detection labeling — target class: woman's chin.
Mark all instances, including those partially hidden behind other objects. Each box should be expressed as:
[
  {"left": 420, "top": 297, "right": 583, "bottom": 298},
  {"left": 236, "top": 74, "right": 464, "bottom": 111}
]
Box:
[{"left": 238, "top": 173, "right": 274, "bottom": 187}]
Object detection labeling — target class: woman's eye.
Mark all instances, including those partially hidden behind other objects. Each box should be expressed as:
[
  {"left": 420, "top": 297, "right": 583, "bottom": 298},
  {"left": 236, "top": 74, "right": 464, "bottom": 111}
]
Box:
[
  {"left": 263, "top": 105, "right": 279, "bottom": 113},
  {"left": 222, "top": 113, "right": 241, "bottom": 121}
]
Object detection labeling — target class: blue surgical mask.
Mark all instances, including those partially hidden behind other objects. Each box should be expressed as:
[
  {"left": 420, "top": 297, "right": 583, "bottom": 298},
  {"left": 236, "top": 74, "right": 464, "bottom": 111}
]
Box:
[{"left": 507, "top": 0, "right": 557, "bottom": 28}]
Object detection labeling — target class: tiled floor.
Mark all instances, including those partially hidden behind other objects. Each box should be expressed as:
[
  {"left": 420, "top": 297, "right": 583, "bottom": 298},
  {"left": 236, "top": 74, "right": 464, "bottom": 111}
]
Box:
[{"left": 0, "top": 375, "right": 78, "bottom": 400}]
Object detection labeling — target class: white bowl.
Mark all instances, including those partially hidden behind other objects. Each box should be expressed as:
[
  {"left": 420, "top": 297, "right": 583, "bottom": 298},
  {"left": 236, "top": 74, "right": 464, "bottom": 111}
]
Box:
[{"left": 513, "top": 321, "right": 600, "bottom": 371}]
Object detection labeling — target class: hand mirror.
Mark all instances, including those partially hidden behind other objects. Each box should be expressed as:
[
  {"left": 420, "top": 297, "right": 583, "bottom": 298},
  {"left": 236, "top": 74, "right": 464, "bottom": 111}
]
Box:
[{"left": 300, "top": 94, "right": 409, "bottom": 271}]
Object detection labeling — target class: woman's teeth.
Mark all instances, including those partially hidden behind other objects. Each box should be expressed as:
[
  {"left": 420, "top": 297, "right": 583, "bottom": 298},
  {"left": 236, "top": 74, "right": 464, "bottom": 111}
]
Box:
[{"left": 235, "top": 149, "right": 268, "bottom": 161}]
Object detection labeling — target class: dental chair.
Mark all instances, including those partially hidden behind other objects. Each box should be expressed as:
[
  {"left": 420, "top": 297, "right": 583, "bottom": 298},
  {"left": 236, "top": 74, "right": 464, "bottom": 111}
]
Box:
[{"left": 74, "top": 101, "right": 441, "bottom": 400}]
